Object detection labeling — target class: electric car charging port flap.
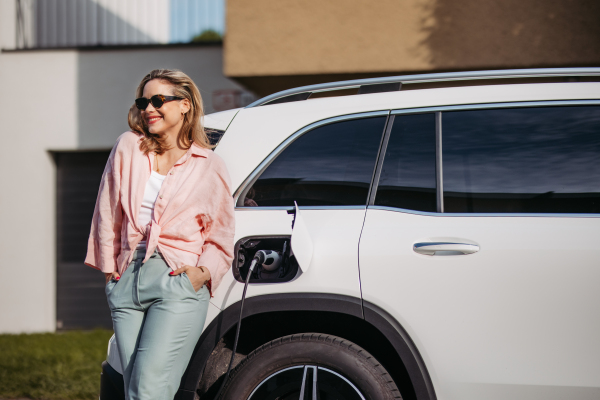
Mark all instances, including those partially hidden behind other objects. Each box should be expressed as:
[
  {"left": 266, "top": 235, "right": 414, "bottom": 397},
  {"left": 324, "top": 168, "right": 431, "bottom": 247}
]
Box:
[{"left": 233, "top": 236, "right": 299, "bottom": 283}]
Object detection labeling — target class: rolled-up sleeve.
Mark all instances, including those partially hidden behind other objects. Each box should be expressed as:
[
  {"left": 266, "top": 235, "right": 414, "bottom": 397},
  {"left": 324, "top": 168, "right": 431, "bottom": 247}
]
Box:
[
  {"left": 85, "top": 145, "right": 123, "bottom": 273},
  {"left": 196, "top": 156, "right": 235, "bottom": 291}
]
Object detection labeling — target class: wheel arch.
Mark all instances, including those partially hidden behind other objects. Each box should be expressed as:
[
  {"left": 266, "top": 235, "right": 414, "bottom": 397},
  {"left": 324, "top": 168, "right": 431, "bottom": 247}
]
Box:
[{"left": 179, "top": 293, "right": 436, "bottom": 400}]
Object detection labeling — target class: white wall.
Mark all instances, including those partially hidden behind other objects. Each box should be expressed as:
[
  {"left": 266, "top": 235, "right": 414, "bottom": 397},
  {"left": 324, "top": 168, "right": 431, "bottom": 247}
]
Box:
[
  {"left": 1, "top": 0, "right": 17, "bottom": 49},
  {"left": 0, "top": 50, "right": 79, "bottom": 333},
  {"left": 0, "top": 45, "right": 246, "bottom": 333},
  {"left": 77, "top": 46, "right": 242, "bottom": 148}
]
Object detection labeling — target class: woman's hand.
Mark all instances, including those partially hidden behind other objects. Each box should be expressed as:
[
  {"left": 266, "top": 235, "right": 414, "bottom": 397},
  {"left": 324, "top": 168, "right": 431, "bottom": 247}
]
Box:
[
  {"left": 170, "top": 265, "right": 211, "bottom": 292},
  {"left": 105, "top": 272, "right": 121, "bottom": 284}
]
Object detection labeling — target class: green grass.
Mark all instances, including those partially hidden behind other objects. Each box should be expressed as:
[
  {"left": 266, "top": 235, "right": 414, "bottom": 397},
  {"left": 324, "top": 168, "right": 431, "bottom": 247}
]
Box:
[{"left": 0, "top": 330, "right": 113, "bottom": 400}]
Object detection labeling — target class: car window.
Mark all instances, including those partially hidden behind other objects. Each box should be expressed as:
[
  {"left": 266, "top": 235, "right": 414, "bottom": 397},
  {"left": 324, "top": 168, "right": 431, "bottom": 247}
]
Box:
[
  {"left": 443, "top": 106, "right": 600, "bottom": 213},
  {"left": 205, "top": 128, "right": 226, "bottom": 146},
  {"left": 241, "top": 116, "right": 387, "bottom": 207},
  {"left": 374, "top": 113, "right": 437, "bottom": 212}
]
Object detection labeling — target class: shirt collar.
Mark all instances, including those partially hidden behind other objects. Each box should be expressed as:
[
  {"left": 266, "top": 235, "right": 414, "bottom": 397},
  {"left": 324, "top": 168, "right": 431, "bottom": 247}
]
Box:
[
  {"left": 190, "top": 143, "right": 210, "bottom": 158},
  {"left": 148, "top": 142, "right": 210, "bottom": 169}
]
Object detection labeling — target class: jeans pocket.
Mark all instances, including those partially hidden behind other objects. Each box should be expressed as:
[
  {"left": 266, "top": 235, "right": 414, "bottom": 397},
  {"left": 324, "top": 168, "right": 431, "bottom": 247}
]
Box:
[{"left": 105, "top": 279, "right": 117, "bottom": 296}]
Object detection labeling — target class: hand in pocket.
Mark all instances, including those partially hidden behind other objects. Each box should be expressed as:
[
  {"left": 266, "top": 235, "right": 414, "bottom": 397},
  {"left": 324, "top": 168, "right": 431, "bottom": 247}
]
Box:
[
  {"left": 169, "top": 265, "right": 210, "bottom": 291},
  {"left": 105, "top": 272, "right": 121, "bottom": 285}
]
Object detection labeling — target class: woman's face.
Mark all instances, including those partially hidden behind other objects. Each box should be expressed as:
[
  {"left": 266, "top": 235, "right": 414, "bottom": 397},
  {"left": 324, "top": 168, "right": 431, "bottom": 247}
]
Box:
[{"left": 141, "top": 79, "right": 190, "bottom": 136}]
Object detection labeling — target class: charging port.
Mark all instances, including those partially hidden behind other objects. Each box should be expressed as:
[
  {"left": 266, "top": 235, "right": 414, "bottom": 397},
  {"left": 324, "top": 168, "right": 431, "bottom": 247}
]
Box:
[{"left": 232, "top": 236, "right": 299, "bottom": 283}]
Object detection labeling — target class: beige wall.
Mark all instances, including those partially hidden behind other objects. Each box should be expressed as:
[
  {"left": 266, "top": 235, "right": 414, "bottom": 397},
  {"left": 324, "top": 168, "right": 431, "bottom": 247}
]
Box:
[
  {"left": 0, "top": 45, "right": 243, "bottom": 333},
  {"left": 226, "top": 0, "right": 434, "bottom": 76},
  {"left": 225, "top": 0, "right": 600, "bottom": 95}
]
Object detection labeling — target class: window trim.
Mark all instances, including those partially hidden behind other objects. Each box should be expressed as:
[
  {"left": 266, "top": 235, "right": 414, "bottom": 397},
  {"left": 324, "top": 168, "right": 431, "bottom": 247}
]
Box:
[
  {"left": 235, "top": 205, "right": 367, "bottom": 211},
  {"left": 390, "top": 99, "right": 600, "bottom": 116},
  {"left": 367, "top": 115, "right": 395, "bottom": 206},
  {"left": 370, "top": 99, "right": 600, "bottom": 217},
  {"left": 435, "top": 111, "right": 443, "bottom": 213},
  {"left": 233, "top": 110, "right": 391, "bottom": 208},
  {"left": 369, "top": 205, "right": 600, "bottom": 218}
]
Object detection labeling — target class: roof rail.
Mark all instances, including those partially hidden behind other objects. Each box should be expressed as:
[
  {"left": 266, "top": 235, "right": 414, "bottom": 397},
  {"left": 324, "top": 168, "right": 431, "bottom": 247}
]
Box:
[{"left": 246, "top": 67, "right": 600, "bottom": 108}]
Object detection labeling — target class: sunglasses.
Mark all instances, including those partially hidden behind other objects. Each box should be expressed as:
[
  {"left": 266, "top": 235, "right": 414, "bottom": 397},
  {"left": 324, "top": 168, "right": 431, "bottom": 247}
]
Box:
[{"left": 135, "top": 94, "right": 183, "bottom": 110}]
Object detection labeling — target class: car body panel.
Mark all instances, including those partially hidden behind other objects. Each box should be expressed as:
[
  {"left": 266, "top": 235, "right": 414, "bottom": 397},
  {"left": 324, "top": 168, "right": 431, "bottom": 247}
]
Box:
[
  {"left": 202, "top": 107, "right": 241, "bottom": 131},
  {"left": 210, "top": 208, "right": 367, "bottom": 312},
  {"left": 359, "top": 208, "right": 600, "bottom": 400}
]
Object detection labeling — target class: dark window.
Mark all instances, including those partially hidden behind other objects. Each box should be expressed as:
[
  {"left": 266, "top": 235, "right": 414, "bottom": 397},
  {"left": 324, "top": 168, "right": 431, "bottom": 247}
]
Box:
[
  {"left": 205, "top": 128, "right": 225, "bottom": 146},
  {"left": 55, "top": 151, "right": 113, "bottom": 330},
  {"left": 374, "top": 113, "right": 437, "bottom": 212},
  {"left": 443, "top": 106, "right": 600, "bottom": 213},
  {"left": 241, "top": 117, "right": 387, "bottom": 207}
]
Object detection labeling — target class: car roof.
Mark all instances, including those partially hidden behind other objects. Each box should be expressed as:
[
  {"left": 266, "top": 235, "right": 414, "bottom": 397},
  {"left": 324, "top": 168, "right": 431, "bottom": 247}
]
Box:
[{"left": 216, "top": 78, "right": 600, "bottom": 193}]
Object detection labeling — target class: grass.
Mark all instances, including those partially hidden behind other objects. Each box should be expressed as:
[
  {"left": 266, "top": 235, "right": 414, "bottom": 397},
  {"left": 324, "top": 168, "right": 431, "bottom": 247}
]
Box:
[{"left": 0, "top": 329, "right": 113, "bottom": 400}]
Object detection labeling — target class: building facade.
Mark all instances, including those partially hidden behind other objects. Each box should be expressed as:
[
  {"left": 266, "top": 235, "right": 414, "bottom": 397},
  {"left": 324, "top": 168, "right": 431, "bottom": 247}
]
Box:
[
  {"left": 225, "top": 0, "right": 600, "bottom": 96},
  {"left": 0, "top": 0, "right": 248, "bottom": 333}
]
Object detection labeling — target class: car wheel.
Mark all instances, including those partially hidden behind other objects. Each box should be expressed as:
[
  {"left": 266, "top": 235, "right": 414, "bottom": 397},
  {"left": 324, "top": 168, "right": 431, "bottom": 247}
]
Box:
[{"left": 219, "top": 333, "right": 402, "bottom": 399}]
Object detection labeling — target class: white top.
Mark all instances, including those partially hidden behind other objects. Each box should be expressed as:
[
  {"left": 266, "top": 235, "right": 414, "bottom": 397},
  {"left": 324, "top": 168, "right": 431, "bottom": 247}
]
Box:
[{"left": 137, "top": 170, "right": 166, "bottom": 249}]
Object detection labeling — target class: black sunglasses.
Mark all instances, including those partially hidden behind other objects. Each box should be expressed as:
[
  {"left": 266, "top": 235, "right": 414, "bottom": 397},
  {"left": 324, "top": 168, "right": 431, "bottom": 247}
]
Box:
[{"left": 135, "top": 94, "right": 183, "bottom": 110}]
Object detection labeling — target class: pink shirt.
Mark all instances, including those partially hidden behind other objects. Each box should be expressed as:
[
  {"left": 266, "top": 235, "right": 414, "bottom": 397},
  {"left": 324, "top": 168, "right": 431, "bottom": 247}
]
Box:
[{"left": 85, "top": 131, "right": 235, "bottom": 292}]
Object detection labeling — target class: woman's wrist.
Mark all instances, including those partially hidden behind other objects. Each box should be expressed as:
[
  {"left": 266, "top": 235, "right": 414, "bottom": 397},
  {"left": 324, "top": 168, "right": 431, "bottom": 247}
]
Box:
[{"left": 198, "top": 266, "right": 211, "bottom": 284}]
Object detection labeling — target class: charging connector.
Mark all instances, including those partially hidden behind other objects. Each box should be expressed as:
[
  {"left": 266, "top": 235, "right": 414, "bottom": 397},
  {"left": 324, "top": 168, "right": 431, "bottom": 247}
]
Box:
[{"left": 213, "top": 250, "right": 267, "bottom": 399}]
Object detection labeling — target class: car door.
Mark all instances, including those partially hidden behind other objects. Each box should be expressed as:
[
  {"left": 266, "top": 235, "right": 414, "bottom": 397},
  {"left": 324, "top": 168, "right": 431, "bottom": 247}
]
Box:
[
  {"left": 213, "top": 112, "right": 389, "bottom": 310},
  {"left": 359, "top": 103, "right": 600, "bottom": 400}
]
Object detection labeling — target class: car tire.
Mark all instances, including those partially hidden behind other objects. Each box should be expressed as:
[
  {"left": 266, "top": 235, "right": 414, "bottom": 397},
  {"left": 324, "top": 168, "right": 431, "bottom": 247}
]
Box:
[{"left": 219, "top": 332, "right": 402, "bottom": 399}]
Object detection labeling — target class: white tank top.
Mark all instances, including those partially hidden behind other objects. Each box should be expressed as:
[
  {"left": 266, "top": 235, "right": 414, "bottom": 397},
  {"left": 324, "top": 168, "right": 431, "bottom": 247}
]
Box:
[{"left": 137, "top": 171, "right": 166, "bottom": 249}]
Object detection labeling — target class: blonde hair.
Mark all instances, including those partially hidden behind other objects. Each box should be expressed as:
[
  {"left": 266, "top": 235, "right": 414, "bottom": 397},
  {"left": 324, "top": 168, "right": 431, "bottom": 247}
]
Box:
[{"left": 128, "top": 69, "right": 213, "bottom": 154}]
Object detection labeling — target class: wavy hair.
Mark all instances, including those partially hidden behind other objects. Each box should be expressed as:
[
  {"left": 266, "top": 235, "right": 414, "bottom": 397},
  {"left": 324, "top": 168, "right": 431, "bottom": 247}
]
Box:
[{"left": 128, "top": 69, "right": 213, "bottom": 154}]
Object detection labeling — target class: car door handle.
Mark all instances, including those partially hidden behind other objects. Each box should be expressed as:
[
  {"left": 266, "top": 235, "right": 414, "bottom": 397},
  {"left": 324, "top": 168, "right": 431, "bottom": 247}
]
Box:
[{"left": 413, "top": 242, "right": 479, "bottom": 256}]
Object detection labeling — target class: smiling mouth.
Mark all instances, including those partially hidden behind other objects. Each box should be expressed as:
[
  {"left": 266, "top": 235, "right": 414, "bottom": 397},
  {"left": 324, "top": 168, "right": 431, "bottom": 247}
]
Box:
[{"left": 147, "top": 116, "right": 162, "bottom": 124}]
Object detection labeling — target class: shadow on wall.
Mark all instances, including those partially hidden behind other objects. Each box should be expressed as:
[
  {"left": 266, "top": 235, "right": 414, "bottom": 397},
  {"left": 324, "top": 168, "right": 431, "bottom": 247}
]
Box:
[
  {"left": 35, "top": 0, "right": 157, "bottom": 47},
  {"left": 421, "top": 0, "right": 600, "bottom": 70}
]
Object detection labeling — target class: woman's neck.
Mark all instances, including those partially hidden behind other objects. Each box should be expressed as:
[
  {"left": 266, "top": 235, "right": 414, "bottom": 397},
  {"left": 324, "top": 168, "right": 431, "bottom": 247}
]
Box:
[
  {"left": 160, "top": 130, "right": 180, "bottom": 152},
  {"left": 155, "top": 131, "right": 188, "bottom": 174}
]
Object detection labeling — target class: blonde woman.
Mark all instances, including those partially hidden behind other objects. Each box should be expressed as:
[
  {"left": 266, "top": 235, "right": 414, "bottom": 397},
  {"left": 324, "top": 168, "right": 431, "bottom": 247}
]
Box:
[{"left": 85, "top": 69, "right": 235, "bottom": 399}]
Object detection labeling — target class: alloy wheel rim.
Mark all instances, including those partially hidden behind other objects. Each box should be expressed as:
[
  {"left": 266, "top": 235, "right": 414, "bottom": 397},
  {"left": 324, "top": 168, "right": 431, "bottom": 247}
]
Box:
[{"left": 247, "top": 365, "right": 366, "bottom": 400}]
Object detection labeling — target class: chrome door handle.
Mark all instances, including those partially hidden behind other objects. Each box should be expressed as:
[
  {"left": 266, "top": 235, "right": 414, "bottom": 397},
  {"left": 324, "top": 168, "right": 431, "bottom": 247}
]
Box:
[{"left": 413, "top": 242, "right": 479, "bottom": 256}]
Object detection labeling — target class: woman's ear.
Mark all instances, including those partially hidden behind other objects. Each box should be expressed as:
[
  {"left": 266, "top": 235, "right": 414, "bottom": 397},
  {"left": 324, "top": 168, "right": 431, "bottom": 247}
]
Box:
[{"left": 181, "top": 98, "right": 191, "bottom": 115}]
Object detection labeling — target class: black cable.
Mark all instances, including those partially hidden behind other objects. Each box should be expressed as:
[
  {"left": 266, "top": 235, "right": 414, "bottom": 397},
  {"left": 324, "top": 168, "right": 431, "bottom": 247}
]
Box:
[{"left": 213, "top": 253, "right": 263, "bottom": 399}]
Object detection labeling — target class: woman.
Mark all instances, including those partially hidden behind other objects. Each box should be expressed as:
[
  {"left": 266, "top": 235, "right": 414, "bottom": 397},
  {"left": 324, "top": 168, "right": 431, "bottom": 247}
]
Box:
[{"left": 85, "top": 69, "right": 235, "bottom": 400}]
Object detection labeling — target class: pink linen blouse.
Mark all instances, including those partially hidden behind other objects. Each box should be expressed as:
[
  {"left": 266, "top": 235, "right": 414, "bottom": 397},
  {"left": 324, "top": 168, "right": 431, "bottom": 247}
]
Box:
[{"left": 85, "top": 131, "right": 235, "bottom": 292}]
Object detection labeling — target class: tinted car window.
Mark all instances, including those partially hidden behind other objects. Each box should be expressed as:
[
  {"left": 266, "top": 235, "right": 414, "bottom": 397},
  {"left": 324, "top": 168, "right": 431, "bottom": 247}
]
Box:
[
  {"left": 375, "top": 113, "right": 437, "bottom": 212},
  {"left": 443, "top": 106, "right": 600, "bottom": 213},
  {"left": 242, "top": 117, "right": 387, "bottom": 207},
  {"left": 205, "top": 128, "right": 226, "bottom": 146}
]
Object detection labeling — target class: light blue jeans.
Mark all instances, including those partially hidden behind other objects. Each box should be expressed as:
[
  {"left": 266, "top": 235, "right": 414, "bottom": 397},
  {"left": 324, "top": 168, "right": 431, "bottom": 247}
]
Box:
[{"left": 106, "top": 249, "right": 210, "bottom": 400}]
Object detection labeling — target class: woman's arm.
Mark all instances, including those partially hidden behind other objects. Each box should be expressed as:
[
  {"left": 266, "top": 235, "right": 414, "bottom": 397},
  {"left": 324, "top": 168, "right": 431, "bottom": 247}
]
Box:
[
  {"left": 85, "top": 141, "right": 124, "bottom": 276},
  {"left": 195, "top": 155, "right": 236, "bottom": 291}
]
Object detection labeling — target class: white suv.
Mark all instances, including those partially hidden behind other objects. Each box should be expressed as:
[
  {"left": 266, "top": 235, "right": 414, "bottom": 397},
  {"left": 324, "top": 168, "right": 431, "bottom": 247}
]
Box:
[{"left": 100, "top": 68, "right": 600, "bottom": 400}]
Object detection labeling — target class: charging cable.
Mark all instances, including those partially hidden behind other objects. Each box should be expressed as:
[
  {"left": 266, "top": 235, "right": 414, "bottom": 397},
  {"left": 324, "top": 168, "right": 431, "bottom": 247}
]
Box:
[{"left": 213, "top": 250, "right": 267, "bottom": 399}]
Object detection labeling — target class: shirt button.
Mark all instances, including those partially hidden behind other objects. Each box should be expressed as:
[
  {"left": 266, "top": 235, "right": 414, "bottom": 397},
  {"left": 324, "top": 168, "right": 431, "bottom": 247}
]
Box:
[
  {"left": 159, "top": 195, "right": 163, "bottom": 199},
  {"left": 169, "top": 172, "right": 174, "bottom": 175}
]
